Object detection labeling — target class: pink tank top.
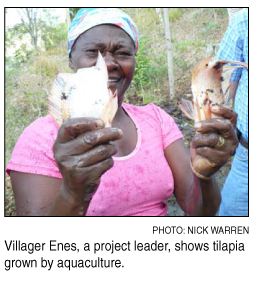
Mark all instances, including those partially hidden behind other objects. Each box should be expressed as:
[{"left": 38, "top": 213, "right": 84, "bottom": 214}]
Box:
[{"left": 7, "top": 103, "right": 183, "bottom": 216}]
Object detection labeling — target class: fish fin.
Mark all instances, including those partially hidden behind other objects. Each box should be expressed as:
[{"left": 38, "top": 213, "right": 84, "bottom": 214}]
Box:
[
  {"left": 95, "top": 51, "right": 108, "bottom": 82},
  {"left": 210, "top": 59, "right": 248, "bottom": 70},
  {"left": 100, "top": 89, "right": 118, "bottom": 127},
  {"left": 178, "top": 98, "right": 195, "bottom": 120},
  {"left": 216, "top": 60, "right": 248, "bottom": 108},
  {"left": 220, "top": 67, "right": 235, "bottom": 107},
  {"left": 217, "top": 60, "right": 248, "bottom": 69},
  {"left": 48, "top": 73, "right": 74, "bottom": 126},
  {"left": 221, "top": 61, "right": 247, "bottom": 107}
]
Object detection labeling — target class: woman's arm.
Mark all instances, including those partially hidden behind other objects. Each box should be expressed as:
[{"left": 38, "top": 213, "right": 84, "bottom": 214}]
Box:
[
  {"left": 10, "top": 171, "right": 101, "bottom": 216},
  {"left": 10, "top": 172, "right": 61, "bottom": 216},
  {"left": 164, "top": 140, "right": 221, "bottom": 216}
]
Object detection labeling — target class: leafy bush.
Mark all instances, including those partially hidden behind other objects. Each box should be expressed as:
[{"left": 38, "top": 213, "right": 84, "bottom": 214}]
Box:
[
  {"left": 127, "top": 36, "right": 168, "bottom": 103},
  {"left": 132, "top": 37, "right": 152, "bottom": 91},
  {"left": 41, "top": 22, "right": 68, "bottom": 51},
  {"left": 30, "top": 55, "right": 59, "bottom": 77},
  {"left": 169, "top": 8, "right": 184, "bottom": 22}
]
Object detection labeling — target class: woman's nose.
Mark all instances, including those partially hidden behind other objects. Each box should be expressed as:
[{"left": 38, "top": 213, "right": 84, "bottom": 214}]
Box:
[{"left": 103, "top": 52, "right": 118, "bottom": 71}]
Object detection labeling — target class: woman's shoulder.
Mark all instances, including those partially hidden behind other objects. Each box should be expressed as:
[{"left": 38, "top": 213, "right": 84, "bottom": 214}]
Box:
[
  {"left": 19, "top": 114, "right": 59, "bottom": 154},
  {"left": 23, "top": 114, "right": 59, "bottom": 135}
]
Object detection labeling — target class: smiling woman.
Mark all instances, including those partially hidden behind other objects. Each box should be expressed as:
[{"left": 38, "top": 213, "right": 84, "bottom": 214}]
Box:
[
  {"left": 6, "top": 8, "right": 238, "bottom": 216},
  {"left": 69, "top": 25, "right": 136, "bottom": 105}
]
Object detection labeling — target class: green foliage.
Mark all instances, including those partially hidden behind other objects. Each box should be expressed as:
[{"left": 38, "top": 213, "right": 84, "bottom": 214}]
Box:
[
  {"left": 133, "top": 37, "right": 166, "bottom": 90},
  {"left": 213, "top": 8, "right": 227, "bottom": 17},
  {"left": 6, "top": 8, "right": 68, "bottom": 65},
  {"left": 41, "top": 22, "right": 67, "bottom": 50},
  {"left": 126, "top": 36, "right": 168, "bottom": 103},
  {"left": 132, "top": 37, "right": 152, "bottom": 91},
  {"left": 169, "top": 8, "right": 184, "bottom": 22},
  {"left": 30, "top": 56, "right": 59, "bottom": 78},
  {"left": 121, "top": 8, "right": 161, "bottom": 34},
  {"left": 14, "top": 44, "right": 34, "bottom": 64},
  {"left": 69, "top": 8, "right": 82, "bottom": 20},
  {"left": 6, "top": 23, "right": 27, "bottom": 47},
  {"left": 175, "top": 40, "right": 207, "bottom": 53},
  {"left": 202, "top": 21, "right": 219, "bottom": 36}
]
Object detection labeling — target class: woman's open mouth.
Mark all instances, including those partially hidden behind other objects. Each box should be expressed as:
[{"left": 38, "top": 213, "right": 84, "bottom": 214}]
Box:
[{"left": 108, "top": 78, "right": 121, "bottom": 86}]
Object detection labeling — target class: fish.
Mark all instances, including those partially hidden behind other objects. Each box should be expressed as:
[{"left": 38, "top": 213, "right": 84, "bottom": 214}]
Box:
[
  {"left": 178, "top": 56, "right": 248, "bottom": 123},
  {"left": 48, "top": 51, "right": 118, "bottom": 127}
]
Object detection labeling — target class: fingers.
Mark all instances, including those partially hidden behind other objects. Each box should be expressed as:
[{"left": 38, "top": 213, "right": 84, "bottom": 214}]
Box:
[
  {"left": 191, "top": 133, "right": 221, "bottom": 148},
  {"left": 193, "top": 146, "right": 227, "bottom": 167},
  {"left": 54, "top": 116, "right": 123, "bottom": 158},
  {"left": 211, "top": 104, "right": 237, "bottom": 127},
  {"left": 79, "top": 144, "right": 117, "bottom": 167},
  {"left": 195, "top": 118, "right": 234, "bottom": 139},
  {"left": 58, "top": 117, "right": 105, "bottom": 143},
  {"left": 70, "top": 157, "right": 114, "bottom": 183},
  {"left": 69, "top": 144, "right": 118, "bottom": 168},
  {"left": 60, "top": 127, "right": 123, "bottom": 156}
]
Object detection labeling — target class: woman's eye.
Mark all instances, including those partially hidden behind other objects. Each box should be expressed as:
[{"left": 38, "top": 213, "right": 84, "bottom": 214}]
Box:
[
  {"left": 86, "top": 49, "right": 98, "bottom": 55},
  {"left": 116, "top": 52, "right": 132, "bottom": 57}
]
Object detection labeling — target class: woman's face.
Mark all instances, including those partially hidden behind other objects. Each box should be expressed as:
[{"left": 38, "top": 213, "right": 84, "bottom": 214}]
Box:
[{"left": 69, "top": 25, "right": 136, "bottom": 105}]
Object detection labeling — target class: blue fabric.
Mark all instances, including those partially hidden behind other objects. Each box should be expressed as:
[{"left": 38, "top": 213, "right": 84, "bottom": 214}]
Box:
[
  {"left": 216, "top": 9, "right": 249, "bottom": 217},
  {"left": 219, "top": 143, "right": 249, "bottom": 216},
  {"left": 215, "top": 8, "right": 248, "bottom": 141}
]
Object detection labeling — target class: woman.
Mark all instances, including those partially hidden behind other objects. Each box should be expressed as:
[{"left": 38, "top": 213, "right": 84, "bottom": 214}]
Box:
[{"left": 6, "top": 8, "right": 238, "bottom": 216}]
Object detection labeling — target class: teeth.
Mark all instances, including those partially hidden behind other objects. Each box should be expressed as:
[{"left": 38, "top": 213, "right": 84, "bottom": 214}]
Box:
[{"left": 109, "top": 79, "right": 118, "bottom": 82}]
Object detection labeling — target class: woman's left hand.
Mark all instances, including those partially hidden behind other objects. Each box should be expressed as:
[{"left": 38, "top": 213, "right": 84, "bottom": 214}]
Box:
[{"left": 190, "top": 104, "right": 239, "bottom": 177}]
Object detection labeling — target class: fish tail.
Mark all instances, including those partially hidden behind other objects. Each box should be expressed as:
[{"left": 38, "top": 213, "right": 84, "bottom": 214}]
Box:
[
  {"left": 178, "top": 98, "right": 195, "bottom": 120},
  {"left": 100, "top": 89, "right": 118, "bottom": 127}
]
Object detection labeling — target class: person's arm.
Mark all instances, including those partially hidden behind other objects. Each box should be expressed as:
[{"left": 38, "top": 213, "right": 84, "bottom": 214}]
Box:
[
  {"left": 10, "top": 172, "right": 94, "bottom": 216},
  {"left": 164, "top": 105, "right": 238, "bottom": 216}
]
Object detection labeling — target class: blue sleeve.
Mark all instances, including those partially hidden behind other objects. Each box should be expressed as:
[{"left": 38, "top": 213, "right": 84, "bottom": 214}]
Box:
[{"left": 215, "top": 14, "right": 244, "bottom": 82}]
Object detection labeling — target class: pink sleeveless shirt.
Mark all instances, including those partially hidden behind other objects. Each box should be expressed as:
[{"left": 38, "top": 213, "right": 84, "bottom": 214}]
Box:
[{"left": 6, "top": 103, "right": 183, "bottom": 216}]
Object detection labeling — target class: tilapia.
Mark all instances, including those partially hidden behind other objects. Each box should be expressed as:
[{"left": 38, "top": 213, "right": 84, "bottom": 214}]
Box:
[
  {"left": 48, "top": 52, "right": 118, "bottom": 127},
  {"left": 178, "top": 56, "right": 248, "bottom": 122}
]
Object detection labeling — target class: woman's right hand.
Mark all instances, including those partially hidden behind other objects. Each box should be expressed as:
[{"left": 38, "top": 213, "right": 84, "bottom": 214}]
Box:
[{"left": 53, "top": 117, "right": 122, "bottom": 202}]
